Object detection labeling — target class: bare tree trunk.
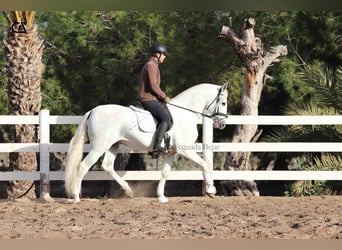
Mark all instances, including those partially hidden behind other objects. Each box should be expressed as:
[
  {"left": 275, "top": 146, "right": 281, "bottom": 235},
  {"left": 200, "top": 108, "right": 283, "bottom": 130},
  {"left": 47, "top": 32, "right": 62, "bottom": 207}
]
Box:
[{"left": 218, "top": 18, "right": 287, "bottom": 195}]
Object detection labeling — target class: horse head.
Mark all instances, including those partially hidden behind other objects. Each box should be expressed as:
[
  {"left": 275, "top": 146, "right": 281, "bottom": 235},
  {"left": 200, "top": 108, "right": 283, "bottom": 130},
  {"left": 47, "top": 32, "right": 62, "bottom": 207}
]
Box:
[{"left": 205, "top": 82, "right": 228, "bottom": 130}]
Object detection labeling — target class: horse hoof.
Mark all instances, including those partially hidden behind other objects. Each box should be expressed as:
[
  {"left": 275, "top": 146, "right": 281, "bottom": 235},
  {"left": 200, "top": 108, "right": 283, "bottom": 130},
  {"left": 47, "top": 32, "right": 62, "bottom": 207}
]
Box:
[
  {"left": 206, "top": 186, "right": 217, "bottom": 194},
  {"left": 206, "top": 192, "right": 216, "bottom": 199},
  {"left": 125, "top": 190, "right": 134, "bottom": 198},
  {"left": 158, "top": 196, "right": 169, "bottom": 203},
  {"left": 73, "top": 198, "right": 81, "bottom": 203}
]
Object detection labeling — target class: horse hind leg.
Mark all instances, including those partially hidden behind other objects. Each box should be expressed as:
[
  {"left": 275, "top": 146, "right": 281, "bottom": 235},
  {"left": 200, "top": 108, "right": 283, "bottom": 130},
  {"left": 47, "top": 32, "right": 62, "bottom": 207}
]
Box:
[
  {"left": 73, "top": 150, "right": 104, "bottom": 202},
  {"left": 101, "top": 150, "right": 133, "bottom": 198}
]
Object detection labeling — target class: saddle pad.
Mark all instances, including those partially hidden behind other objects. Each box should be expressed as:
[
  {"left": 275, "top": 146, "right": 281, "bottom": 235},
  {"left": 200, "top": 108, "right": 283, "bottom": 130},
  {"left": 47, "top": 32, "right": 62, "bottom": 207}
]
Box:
[{"left": 129, "top": 105, "right": 157, "bottom": 132}]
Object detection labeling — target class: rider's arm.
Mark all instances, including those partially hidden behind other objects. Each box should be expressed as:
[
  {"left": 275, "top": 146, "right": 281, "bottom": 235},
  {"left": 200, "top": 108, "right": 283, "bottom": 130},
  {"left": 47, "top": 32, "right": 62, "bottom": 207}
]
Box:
[{"left": 147, "top": 62, "right": 167, "bottom": 101}]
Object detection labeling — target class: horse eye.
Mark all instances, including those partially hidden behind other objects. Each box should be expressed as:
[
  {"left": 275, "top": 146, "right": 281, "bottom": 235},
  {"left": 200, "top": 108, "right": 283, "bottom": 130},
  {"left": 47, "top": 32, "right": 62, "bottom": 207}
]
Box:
[{"left": 221, "top": 102, "right": 226, "bottom": 106}]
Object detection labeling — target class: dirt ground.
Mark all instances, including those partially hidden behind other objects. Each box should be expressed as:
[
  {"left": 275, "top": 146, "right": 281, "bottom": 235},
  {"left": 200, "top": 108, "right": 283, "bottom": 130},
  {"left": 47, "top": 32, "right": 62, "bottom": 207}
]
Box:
[{"left": 0, "top": 195, "right": 341, "bottom": 239}]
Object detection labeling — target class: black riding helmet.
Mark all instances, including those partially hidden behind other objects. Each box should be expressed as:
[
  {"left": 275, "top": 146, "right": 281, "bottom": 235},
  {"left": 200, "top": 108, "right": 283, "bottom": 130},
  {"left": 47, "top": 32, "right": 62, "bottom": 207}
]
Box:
[{"left": 150, "top": 43, "right": 168, "bottom": 55}]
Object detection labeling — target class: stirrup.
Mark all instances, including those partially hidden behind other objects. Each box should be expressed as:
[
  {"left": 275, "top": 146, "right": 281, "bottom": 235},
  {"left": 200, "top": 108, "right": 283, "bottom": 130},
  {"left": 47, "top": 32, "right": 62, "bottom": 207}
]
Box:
[
  {"left": 150, "top": 146, "right": 167, "bottom": 158},
  {"left": 153, "top": 145, "right": 168, "bottom": 153}
]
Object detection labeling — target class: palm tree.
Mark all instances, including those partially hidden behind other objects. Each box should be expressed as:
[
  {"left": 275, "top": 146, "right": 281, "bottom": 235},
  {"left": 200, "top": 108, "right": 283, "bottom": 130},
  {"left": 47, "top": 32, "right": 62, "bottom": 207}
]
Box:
[
  {"left": 3, "top": 11, "right": 44, "bottom": 198},
  {"left": 265, "top": 63, "right": 342, "bottom": 196}
]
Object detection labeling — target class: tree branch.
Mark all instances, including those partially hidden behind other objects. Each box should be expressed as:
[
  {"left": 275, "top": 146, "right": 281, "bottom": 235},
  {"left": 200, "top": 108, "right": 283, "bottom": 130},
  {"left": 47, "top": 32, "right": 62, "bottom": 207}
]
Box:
[
  {"left": 263, "top": 45, "right": 288, "bottom": 67},
  {"left": 219, "top": 20, "right": 288, "bottom": 74}
]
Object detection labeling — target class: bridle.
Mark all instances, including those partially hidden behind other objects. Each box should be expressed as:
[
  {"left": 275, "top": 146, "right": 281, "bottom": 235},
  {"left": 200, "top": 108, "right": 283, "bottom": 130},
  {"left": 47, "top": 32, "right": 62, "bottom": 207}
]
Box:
[
  {"left": 168, "top": 87, "right": 228, "bottom": 119},
  {"left": 205, "top": 87, "right": 228, "bottom": 119}
]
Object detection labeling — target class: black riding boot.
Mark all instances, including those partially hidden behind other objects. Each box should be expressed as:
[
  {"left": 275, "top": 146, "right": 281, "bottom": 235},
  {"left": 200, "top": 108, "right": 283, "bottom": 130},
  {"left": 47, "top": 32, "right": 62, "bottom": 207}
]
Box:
[{"left": 152, "top": 121, "right": 169, "bottom": 154}]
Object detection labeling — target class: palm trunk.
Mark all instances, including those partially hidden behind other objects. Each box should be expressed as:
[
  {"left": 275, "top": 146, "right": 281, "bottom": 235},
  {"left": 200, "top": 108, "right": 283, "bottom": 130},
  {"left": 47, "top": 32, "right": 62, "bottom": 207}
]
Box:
[{"left": 3, "top": 23, "right": 44, "bottom": 198}]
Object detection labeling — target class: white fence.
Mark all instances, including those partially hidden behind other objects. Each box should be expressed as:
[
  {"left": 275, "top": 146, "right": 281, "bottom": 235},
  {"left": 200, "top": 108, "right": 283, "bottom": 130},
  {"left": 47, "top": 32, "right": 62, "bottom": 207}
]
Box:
[{"left": 1, "top": 110, "right": 342, "bottom": 197}]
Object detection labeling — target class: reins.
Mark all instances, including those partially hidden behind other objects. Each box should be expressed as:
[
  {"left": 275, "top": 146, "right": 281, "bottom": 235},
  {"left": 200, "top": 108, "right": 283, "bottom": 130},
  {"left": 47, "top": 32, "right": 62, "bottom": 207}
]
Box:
[
  {"left": 167, "top": 102, "right": 227, "bottom": 119},
  {"left": 167, "top": 86, "right": 228, "bottom": 119},
  {"left": 167, "top": 102, "right": 214, "bottom": 118}
]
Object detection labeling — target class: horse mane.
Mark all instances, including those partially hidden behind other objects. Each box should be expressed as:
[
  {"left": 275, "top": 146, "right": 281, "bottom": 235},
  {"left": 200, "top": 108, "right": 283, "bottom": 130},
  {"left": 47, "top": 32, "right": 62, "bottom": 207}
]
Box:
[{"left": 171, "top": 83, "right": 219, "bottom": 101}]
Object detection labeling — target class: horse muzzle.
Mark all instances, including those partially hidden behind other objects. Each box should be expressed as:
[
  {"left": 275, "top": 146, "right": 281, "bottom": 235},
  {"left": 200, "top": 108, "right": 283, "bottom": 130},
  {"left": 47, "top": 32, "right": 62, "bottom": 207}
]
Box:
[
  {"left": 214, "top": 122, "right": 226, "bottom": 130},
  {"left": 213, "top": 116, "right": 227, "bottom": 130}
]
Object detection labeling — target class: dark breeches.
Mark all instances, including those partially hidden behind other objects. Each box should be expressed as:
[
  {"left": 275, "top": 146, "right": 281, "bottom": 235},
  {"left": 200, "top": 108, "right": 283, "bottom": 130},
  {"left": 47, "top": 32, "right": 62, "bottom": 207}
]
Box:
[{"left": 141, "top": 100, "right": 172, "bottom": 130}]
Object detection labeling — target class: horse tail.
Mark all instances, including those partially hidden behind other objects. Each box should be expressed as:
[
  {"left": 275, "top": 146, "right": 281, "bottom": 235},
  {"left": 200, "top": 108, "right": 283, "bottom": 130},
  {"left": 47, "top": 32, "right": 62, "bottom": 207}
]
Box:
[{"left": 64, "top": 111, "right": 91, "bottom": 198}]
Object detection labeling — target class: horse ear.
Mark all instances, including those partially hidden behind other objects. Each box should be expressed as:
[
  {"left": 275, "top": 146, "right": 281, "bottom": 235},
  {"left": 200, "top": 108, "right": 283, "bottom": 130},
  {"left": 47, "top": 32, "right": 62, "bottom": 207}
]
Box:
[{"left": 221, "top": 82, "right": 228, "bottom": 91}]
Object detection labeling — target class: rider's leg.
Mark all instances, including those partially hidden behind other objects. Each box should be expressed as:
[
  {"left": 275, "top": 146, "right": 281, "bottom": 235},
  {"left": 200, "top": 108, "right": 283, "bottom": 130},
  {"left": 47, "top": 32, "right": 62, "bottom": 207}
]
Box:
[
  {"left": 152, "top": 121, "right": 169, "bottom": 153},
  {"left": 141, "top": 101, "right": 172, "bottom": 154}
]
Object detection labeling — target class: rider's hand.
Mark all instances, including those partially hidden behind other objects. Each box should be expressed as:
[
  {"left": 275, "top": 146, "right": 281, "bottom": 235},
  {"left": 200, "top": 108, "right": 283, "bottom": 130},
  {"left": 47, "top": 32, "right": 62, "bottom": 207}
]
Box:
[{"left": 165, "top": 96, "right": 171, "bottom": 103}]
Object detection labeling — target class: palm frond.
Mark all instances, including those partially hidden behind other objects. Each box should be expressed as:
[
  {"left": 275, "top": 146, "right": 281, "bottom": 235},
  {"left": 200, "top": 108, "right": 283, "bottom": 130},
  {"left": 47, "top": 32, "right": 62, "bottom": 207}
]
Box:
[
  {"left": 3, "top": 11, "right": 36, "bottom": 28},
  {"left": 309, "top": 154, "right": 342, "bottom": 171},
  {"left": 289, "top": 154, "right": 342, "bottom": 196},
  {"left": 290, "top": 180, "right": 326, "bottom": 197},
  {"left": 270, "top": 63, "right": 342, "bottom": 196},
  {"left": 299, "top": 64, "right": 342, "bottom": 111}
]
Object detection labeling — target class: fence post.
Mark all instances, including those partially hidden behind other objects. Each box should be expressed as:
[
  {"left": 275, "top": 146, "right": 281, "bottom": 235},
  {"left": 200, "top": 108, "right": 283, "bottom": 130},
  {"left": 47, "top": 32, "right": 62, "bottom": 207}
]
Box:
[
  {"left": 39, "top": 109, "right": 50, "bottom": 199},
  {"left": 202, "top": 117, "right": 214, "bottom": 195}
]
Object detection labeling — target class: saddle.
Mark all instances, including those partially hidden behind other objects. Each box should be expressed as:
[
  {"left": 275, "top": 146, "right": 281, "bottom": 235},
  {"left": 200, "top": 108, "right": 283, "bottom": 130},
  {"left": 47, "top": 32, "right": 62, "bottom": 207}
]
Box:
[
  {"left": 129, "top": 104, "right": 172, "bottom": 153},
  {"left": 129, "top": 105, "right": 156, "bottom": 133}
]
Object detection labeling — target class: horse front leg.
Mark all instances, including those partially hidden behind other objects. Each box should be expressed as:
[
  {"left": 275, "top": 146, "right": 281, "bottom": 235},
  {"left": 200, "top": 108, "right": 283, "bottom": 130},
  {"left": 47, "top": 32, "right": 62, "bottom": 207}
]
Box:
[
  {"left": 178, "top": 150, "right": 216, "bottom": 197},
  {"left": 157, "top": 154, "right": 176, "bottom": 203}
]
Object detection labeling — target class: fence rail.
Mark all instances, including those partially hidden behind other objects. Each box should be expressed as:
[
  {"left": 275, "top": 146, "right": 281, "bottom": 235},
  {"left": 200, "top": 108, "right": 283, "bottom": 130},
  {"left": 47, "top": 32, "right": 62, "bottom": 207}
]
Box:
[{"left": 1, "top": 110, "right": 342, "bottom": 197}]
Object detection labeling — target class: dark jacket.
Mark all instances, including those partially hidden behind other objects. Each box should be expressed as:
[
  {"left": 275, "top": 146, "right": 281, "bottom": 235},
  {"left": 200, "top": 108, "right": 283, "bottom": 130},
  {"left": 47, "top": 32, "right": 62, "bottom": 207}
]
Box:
[{"left": 138, "top": 57, "right": 167, "bottom": 102}]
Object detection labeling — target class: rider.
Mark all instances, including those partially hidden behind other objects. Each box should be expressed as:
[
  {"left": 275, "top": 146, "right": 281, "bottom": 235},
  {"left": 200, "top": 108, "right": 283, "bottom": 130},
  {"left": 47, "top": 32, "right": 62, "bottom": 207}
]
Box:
[{"left": 138, "top": 43, "right": 172, "bottom": 155}]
